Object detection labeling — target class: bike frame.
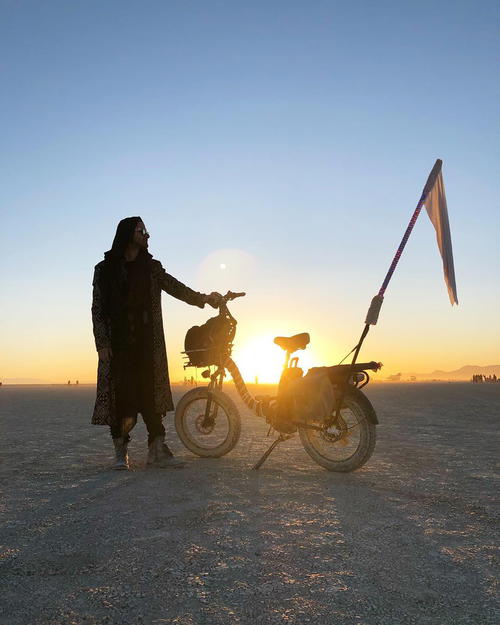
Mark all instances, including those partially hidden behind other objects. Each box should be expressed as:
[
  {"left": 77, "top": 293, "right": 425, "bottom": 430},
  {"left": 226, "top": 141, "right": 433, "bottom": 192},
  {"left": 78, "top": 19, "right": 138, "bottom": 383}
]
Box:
[
  {"left": 180, "top": 292, "right": 380, "bottom": 469},
  {"left": 183, "top": 293, "right": 379, "bottom": 432}
]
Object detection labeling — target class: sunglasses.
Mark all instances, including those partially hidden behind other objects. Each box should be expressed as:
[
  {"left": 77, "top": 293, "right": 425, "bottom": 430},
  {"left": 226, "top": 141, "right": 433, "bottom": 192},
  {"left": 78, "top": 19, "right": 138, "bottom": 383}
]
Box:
[{"left": 135, "top": 227, "right": 149, "bottom": 237}]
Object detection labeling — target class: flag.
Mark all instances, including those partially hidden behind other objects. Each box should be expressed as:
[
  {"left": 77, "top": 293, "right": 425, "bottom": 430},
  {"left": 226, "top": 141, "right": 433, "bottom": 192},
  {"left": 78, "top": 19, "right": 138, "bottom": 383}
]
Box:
[{"left": 423, "top": 169, "right": 458, "bottom": 305}]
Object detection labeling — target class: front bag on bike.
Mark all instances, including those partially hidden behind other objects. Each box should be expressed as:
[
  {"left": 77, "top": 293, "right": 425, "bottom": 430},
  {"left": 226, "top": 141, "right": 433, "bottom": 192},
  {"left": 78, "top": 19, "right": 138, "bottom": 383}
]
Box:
[{"left": 184, "top": 316, "right": 234, "bottom": 367}]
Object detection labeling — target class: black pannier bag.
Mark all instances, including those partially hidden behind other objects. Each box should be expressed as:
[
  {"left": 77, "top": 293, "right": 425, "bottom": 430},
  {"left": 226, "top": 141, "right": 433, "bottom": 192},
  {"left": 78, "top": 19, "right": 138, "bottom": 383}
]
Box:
[
  {"left": 184, "top": 316, "right": 234, "bottom": 367},
  {"left": 289, "top": 369, "right": 336, "bottom": 423},
  {"left": 273, "top": 368, "right": 335, "bottom": 433}
]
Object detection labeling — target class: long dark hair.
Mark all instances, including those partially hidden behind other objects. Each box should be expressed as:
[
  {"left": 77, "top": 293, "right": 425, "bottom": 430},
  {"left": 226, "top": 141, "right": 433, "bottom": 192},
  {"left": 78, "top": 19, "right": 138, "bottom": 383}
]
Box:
[
  {"left": 101, "top": 216, "right": 148, "bottom": 322},
  {"left": 107, "top": 216, "right": 142, "bottom": 261}
]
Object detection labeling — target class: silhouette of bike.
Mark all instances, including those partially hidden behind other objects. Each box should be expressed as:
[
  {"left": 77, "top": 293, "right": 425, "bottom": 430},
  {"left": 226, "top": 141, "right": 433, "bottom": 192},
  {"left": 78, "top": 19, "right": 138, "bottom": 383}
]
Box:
[{"left": 175, "top": 291, "right": 380, "bottom": 471}]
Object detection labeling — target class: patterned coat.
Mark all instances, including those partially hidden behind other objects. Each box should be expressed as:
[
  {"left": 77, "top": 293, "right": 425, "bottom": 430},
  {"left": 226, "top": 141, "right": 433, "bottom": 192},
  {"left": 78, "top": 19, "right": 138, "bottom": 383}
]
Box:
[{"left": 91, "top": 259, "right": 206, "bottom": 425}]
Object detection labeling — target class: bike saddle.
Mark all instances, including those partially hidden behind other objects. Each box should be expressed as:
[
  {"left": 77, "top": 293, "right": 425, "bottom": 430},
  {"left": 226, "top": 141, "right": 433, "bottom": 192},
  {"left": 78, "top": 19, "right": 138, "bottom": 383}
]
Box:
[{"left": 273, "top": 333, "right": 310, "bottom": 353}]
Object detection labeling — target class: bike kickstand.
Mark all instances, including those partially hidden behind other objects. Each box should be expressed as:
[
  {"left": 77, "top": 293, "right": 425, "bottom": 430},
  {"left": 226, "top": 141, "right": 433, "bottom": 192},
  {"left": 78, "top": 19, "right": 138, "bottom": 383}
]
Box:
[{"left": 252, "top": 434, "right": 287, "bottom": 470}]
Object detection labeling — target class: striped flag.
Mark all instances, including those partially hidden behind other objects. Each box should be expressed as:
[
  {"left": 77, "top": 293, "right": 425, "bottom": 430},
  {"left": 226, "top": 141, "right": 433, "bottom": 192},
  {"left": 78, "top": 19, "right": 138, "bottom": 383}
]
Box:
[{"left": 423, "top": 169, "right": 458, "bottom": 305}]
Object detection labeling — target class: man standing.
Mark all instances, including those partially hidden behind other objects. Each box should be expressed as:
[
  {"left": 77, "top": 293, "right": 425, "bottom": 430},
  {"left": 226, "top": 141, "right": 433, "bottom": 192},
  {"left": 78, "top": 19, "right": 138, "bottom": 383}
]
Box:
[{"left": 91, "top": 217, "right": 220, "bottom": 470}]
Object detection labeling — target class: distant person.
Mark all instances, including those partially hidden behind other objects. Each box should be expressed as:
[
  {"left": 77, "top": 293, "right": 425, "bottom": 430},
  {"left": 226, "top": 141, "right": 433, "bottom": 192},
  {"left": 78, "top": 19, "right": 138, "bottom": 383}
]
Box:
[{"left": 91, "top": 217, "right": 221, "bottom": 470}]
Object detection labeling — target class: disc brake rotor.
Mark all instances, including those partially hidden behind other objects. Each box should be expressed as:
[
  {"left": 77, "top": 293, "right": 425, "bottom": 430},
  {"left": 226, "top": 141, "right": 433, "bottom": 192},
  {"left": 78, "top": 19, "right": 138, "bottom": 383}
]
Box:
[
  {"left": 195, "top": 413, "right": 216, "bottom": 434},
  {"left": 320, "top": 415, "right": 351, "bottom": 445}
]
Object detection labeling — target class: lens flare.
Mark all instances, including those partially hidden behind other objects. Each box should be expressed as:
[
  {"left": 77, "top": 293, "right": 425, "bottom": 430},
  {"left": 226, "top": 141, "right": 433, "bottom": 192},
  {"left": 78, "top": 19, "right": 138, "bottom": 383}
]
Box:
[{"left": 196, "top": 248, "right": 255, "bottom": 292}]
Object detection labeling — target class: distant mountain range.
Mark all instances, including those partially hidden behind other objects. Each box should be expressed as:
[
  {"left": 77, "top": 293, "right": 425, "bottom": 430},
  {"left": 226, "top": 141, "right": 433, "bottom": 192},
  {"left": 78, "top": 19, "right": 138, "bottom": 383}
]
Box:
[{"left": 400, "top": 364, "right": 500, "bottom": 381}]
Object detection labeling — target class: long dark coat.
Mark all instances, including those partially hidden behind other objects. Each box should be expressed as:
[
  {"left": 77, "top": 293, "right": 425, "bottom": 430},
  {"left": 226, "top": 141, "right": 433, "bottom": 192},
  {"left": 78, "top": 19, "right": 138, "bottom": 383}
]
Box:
[{"left": 91, "top": 259, "right": 205, "bottom": 425}]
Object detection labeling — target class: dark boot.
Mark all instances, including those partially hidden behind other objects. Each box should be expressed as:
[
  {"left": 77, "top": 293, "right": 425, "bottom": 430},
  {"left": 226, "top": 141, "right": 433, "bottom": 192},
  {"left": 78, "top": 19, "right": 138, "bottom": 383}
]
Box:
[
  {"left": 146, "top": 436, "right": 186, "bottom": 468},
  {"left": 112, "top": 437, "right": 129, "bottom": 470}
]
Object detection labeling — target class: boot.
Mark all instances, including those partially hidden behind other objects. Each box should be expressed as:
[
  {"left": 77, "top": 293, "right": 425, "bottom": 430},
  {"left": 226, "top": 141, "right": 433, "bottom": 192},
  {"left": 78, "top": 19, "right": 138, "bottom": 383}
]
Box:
[
  {"left": 112, "top": 437, "right": 129, "bottom": 470},
  {"left": 146, "top": 436, "right": 186, "bottom": 468}
]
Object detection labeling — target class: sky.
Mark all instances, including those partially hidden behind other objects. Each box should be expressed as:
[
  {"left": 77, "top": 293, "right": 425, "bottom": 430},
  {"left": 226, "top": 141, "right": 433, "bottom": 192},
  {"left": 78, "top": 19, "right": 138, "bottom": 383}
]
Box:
[{"left": 1, "top": 0, "right": 499, "bottom": 384}]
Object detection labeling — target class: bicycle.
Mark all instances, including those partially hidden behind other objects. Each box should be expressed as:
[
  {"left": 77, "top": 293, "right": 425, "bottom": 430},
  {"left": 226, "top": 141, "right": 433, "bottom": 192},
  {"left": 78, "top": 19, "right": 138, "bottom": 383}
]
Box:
[{"left": 175, "top": 291, "right": 381, "bottom": 471}]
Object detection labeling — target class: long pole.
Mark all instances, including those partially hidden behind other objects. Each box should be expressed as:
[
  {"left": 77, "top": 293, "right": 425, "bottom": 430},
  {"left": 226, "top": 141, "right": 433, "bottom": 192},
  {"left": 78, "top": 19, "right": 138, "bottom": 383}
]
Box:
[
  {"left": 334, "top": 159, "right": 444, "bottom": 417},
  {"left": 378, "top": 159, "right": 442, "bottom": 298},
  {"left": 362, "top": 158, "right": 443, "bottom": 330}
]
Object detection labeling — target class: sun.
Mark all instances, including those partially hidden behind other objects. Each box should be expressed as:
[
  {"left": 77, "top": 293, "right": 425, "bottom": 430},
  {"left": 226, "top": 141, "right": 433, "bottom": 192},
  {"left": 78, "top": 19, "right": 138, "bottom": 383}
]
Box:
[{"left": 232, "top": 334, "right": 317, "bottom": 384}]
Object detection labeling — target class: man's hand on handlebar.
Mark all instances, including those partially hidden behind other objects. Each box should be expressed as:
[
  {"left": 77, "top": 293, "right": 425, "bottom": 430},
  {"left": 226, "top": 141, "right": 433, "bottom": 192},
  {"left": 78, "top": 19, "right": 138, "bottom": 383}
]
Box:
[
  {"left": 205, "top": 292, "right": 223, "bottom": 308},
  {"left": 204, "top": 291, "right": 246, "bottom": 308}
]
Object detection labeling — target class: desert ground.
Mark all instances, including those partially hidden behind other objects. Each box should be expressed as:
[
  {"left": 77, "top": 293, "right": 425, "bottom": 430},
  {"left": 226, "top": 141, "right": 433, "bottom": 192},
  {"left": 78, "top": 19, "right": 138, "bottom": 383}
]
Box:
[{"left": 0, "top": 382, "right": 498, "bottom": 625}]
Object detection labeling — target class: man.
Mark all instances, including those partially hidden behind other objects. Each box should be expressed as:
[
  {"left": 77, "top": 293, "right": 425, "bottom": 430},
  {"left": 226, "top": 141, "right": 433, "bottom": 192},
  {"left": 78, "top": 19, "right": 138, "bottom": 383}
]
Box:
[{"left": 91, "top": 216, "right": 221, "bottom": 470}]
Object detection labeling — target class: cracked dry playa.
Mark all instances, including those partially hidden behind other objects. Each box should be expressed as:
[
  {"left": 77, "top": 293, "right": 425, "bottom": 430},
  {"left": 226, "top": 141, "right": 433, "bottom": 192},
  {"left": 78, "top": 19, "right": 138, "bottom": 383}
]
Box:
[{"left": 0, "top": 382, "right": 498, "bottom": 625}]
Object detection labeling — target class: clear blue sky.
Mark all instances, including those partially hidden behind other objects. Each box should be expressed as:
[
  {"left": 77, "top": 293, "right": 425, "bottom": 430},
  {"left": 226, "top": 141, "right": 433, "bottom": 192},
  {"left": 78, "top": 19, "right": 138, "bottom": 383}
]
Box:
[{"left": 1, "top": 0, "right": 499, "bottom": 382}]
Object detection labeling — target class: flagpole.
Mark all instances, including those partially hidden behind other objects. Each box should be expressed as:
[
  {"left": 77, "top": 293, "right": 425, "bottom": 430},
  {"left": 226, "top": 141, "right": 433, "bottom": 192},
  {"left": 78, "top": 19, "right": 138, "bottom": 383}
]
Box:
[
  {"left": 333, "top": 159, "right": 444, "bottom": 417},
  {"left": 379, "top": 159, "right": 443, "bottom": 297},
  {"left": 363, "top": 158, "right": 443, "bottom": 328}
]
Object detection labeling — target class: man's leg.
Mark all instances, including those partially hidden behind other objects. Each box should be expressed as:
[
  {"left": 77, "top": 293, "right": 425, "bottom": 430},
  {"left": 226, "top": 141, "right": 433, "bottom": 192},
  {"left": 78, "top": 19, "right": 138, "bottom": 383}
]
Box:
[
  {"left": 141, "top": 411, "right": 165, "bottom": 448},
  {"left": 109, "top": 414, "right": 137, "bottom": 470},
  {"left": 121, "top": 415, "right": 138, "bottom": 440},
  {"left": 142, "top": 411, "right": 185, "bottom": 468},
  {"left": 109, "top": 414, "right": 137, "bottom": 443}
]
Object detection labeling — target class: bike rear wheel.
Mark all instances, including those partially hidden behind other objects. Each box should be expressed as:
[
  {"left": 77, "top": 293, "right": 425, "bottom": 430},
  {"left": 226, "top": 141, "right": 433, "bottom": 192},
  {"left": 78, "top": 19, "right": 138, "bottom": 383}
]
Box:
[
  {"left": 298, "top": 388, "right": 376, "bottom": 472},
  {"left": 175, "top": 387, "right": 241, "bottom": 457}
]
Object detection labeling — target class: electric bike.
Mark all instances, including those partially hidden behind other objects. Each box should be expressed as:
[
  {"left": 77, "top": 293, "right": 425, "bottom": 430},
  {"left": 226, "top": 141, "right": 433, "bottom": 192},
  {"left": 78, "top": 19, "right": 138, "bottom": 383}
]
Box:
[{"left": 175, "top": 292, "right": 381, "bottom": 471}]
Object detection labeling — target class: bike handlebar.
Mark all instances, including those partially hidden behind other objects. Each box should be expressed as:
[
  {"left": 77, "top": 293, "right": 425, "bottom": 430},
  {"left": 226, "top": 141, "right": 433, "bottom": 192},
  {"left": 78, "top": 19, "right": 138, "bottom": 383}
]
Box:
[{"left": 222, "top": 291, "right": 246, "bottom": 302}]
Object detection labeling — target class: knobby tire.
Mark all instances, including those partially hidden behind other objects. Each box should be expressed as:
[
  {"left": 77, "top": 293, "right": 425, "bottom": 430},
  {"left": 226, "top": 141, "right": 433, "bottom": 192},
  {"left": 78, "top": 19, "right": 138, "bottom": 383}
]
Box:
[
  {"left": 299, "top": 387, "right": 377, "bottom": 472},
  {"left": 174, "top": 387, "right": 241, "bottom": 458}
]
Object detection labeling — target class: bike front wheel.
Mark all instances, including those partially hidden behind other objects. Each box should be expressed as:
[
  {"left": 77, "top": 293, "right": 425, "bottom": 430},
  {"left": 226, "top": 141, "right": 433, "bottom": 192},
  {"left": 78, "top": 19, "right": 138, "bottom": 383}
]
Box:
[
  {"left": 298, "top": 388, "right": 377, "bottom": 472},
  {"left": 174, "top": 387, "right": 241, "bottom": 457}
]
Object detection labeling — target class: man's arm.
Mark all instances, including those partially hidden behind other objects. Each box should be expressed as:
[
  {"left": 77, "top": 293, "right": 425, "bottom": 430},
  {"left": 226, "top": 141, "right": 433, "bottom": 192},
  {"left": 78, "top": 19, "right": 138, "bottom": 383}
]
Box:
[
  {"left": 91, "top": 265, "right": 112, "bottom": 359},
  {"left": 155, "top": 262, "right": 220, "bottom": 308}
]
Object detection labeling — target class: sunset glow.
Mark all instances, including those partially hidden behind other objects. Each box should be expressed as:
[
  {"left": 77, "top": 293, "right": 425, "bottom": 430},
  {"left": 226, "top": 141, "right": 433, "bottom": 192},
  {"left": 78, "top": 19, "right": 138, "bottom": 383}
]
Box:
[
  {"left": 0, "top": 2, "right": 498, "bottom": 386},
  {"left": 1, "top": 5, "right": 498, "bottom": 622},
  {"left": 232, "top": 335, "right": 319, "bottom": 384}
]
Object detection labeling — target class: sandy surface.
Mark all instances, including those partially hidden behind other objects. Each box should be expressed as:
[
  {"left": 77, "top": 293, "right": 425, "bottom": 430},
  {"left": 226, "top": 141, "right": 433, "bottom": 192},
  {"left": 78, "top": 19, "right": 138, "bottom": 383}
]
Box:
[{"left": 0, "top": 382, "right": 498, "bottom": 625}]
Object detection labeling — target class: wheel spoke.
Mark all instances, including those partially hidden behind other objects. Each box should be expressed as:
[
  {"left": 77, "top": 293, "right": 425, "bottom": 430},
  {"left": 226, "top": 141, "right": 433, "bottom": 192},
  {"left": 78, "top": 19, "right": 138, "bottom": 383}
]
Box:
[
  {"left": 338, "top": 433, "right": 350, "bottom": 447},
  {"left": 184, "top": 398, "right": 231, "bottom": 449},
  {"left": 301, "top": 402, "right": 363, "bottom": 462},
  {"left": 175, "top": 388, "right": 242, "bottom": 458}
]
